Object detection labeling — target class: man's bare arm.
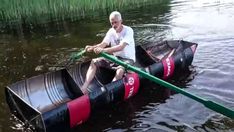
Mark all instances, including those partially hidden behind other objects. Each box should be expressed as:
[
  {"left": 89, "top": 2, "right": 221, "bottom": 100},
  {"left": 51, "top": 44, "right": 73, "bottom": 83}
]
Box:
[
  {"left": 94, "top": 42, "right": 127, "bottom": 54},
  {"left": 85, "top": 42, "right": 109, "bottom": 52}
]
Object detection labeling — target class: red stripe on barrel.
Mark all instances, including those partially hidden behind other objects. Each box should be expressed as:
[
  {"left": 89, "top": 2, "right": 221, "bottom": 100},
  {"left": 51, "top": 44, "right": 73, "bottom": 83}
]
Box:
[
  {"left": 67, "top": 95, "right": 91, "bottom": 127},
  {"left": 124, "top": 73, "right": 140, "bottom": 100},
  {"left": 162, "top": 57, "right": 175, "bottom": 79}
]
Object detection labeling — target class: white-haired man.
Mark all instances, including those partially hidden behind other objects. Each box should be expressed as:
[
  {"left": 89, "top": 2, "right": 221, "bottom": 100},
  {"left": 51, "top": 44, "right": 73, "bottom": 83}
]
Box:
[{"left": 81, "top": 11, "right": 135, "bottom": 94}]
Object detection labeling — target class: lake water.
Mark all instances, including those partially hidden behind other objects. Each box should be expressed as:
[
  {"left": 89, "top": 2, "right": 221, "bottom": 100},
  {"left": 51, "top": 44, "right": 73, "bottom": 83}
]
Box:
[{"left": 0, "top": 0, "right": 234, "bottom": 131}]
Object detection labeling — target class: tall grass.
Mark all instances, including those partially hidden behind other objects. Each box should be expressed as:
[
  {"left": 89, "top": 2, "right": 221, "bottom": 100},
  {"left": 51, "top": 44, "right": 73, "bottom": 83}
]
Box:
[{"left": 0, "top": 0, "right": 165, "bottom": 26}]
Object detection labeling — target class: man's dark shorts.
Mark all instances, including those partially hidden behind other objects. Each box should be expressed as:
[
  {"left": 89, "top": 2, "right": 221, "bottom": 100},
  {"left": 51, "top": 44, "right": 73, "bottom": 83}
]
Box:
[{"left": 93, "top": 56, "right": 134, "bottom": 70}]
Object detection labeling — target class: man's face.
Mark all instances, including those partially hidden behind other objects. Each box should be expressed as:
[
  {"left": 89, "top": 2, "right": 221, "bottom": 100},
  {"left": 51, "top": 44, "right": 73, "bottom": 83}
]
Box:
[{"left": 110, "top": 17, "right": 122, "bottom": 32}]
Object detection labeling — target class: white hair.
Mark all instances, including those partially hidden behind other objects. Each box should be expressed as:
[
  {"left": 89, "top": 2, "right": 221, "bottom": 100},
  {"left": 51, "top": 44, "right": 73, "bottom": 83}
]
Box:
[{"left": 109, "top": 11, "right": 122, "bottom": 22}]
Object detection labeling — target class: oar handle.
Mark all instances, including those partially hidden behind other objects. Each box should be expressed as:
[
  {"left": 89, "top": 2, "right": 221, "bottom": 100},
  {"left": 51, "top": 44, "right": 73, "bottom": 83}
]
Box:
[{"left": 100, "top": 52, "right": 234, "bottom": 119}]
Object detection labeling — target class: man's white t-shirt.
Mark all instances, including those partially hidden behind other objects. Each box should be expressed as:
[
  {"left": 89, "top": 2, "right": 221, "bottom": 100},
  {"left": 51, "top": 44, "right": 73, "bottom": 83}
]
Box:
[{"left": 102, "top": 25, "right": 136, "bottom": 62}]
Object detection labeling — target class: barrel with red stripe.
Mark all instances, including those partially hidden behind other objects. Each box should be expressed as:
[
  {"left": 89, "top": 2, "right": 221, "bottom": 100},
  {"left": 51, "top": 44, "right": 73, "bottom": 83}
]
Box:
[
  {"left": 42, "top": 73, "right": 140, "bottom": 131},
  {"left": 145, "top": 44, "right": 195, "bottom": 79}
]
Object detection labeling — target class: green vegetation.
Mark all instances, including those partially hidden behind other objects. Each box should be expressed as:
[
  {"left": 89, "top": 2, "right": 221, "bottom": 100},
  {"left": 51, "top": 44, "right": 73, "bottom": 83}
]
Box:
[{"left": 0, "top": 0, "right": 165, "bottom": 26}]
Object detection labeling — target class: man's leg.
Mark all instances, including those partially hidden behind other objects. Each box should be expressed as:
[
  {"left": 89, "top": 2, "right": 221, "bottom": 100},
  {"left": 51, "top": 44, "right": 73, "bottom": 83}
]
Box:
[
  {"left": 112, "top": 58, "right": 134, "bottom": 82},
  {"left": 112, "top": 67, "right": 125, "bottom": 81},
  {"left": 81, "top": 59, "right": 97, "bottom": 94}
]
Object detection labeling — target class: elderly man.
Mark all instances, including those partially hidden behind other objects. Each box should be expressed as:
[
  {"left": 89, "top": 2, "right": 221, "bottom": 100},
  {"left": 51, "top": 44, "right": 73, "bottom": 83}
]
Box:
[{"left": 81, "top": 11, "right": 135, "bottom": 94}]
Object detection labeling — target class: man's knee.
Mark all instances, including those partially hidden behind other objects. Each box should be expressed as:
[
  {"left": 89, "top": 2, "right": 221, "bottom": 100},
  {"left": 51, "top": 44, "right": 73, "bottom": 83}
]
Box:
[
  {"left": 116, "top": 68, "right": 125, "bottom": 75},
  {"left": 91, "top": 58, "right": 103, "bottom": 66},
  {"left": 112, "top": 68, "right": 125, "bottom": 81},
  {"left": 88, "top": 60, "right": 97, "bottom": 70},
  {"left": 92, "top": 58, "right": 99, "bottom": 63}
]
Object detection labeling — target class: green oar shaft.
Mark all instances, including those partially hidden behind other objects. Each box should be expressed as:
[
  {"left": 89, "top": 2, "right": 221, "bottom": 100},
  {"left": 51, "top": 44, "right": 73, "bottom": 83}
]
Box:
[
  {"left": 66, "top": 48, "right": 86, "bottom": 67},
  {"left": 71, "top": 48, "right": 86, "bottom": 60},
  {"left": 100, "top": 52, "right": 234, "bottom": 119}
]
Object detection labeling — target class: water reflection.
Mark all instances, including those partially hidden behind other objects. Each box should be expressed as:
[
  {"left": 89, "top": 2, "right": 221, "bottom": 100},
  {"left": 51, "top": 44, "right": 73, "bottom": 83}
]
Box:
[{"left": 132, "top": 0, "right": 234, "bottom": 131}]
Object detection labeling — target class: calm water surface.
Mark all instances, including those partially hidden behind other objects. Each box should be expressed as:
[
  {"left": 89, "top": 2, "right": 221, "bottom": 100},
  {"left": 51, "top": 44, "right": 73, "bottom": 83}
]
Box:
[{"left": 0, "top": 0, "right": 234, "bottom": 131}]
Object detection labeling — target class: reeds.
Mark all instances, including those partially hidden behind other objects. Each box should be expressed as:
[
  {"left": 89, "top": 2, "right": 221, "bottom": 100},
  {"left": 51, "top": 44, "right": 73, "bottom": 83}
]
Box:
[{"left": 0, "top": 0, "right": 164, "bottom": 26}]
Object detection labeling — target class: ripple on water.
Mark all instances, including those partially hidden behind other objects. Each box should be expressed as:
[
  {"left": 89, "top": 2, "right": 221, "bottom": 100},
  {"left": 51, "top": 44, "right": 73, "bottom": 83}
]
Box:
[{"left": 132, "top": 95, "right": 213, "bottom": 131}]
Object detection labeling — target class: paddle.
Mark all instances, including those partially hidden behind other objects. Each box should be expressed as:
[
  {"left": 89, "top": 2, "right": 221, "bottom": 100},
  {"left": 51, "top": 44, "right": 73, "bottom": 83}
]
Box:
[
  {"left": 47, "top": 48, "right": 86, "bottom": 69},
  {"left": 98, "top": 52, "right": 234, "bottom": 119},
  {"left": 63, "top": 48, "right": 86, "bottom": 67},
  {"left": 70, "top": 48, "right": 86, "bottom": 60}
]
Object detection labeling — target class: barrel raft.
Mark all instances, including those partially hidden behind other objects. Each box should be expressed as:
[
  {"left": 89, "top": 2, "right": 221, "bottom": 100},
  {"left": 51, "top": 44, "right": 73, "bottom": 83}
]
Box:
[{"left": 5, "top": 40, "right": 197, "bottom": 131}]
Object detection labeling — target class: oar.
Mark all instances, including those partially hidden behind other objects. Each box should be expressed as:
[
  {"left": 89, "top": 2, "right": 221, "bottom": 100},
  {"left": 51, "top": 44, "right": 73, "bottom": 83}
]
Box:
[
  {"left": 99, "top": 52, "right": 234, "bottom": 119},
  {"left": 47, "top": 48, "right": 86, "bottom": 69},
  {"left": 63, "top": 48, "right": 86, "bottom": 67},
  {"left": 70, "top": 48, "right": 86, "bottom": 60}
]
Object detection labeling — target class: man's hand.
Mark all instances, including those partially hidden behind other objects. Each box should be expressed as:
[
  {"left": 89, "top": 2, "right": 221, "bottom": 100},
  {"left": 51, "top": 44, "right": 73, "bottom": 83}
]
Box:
[
  {"left": 85, "top": 45, "right": 95, "bottom": 52},
  {"left": 94, "top": 47, "right": 105, "bottom": 54}
]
